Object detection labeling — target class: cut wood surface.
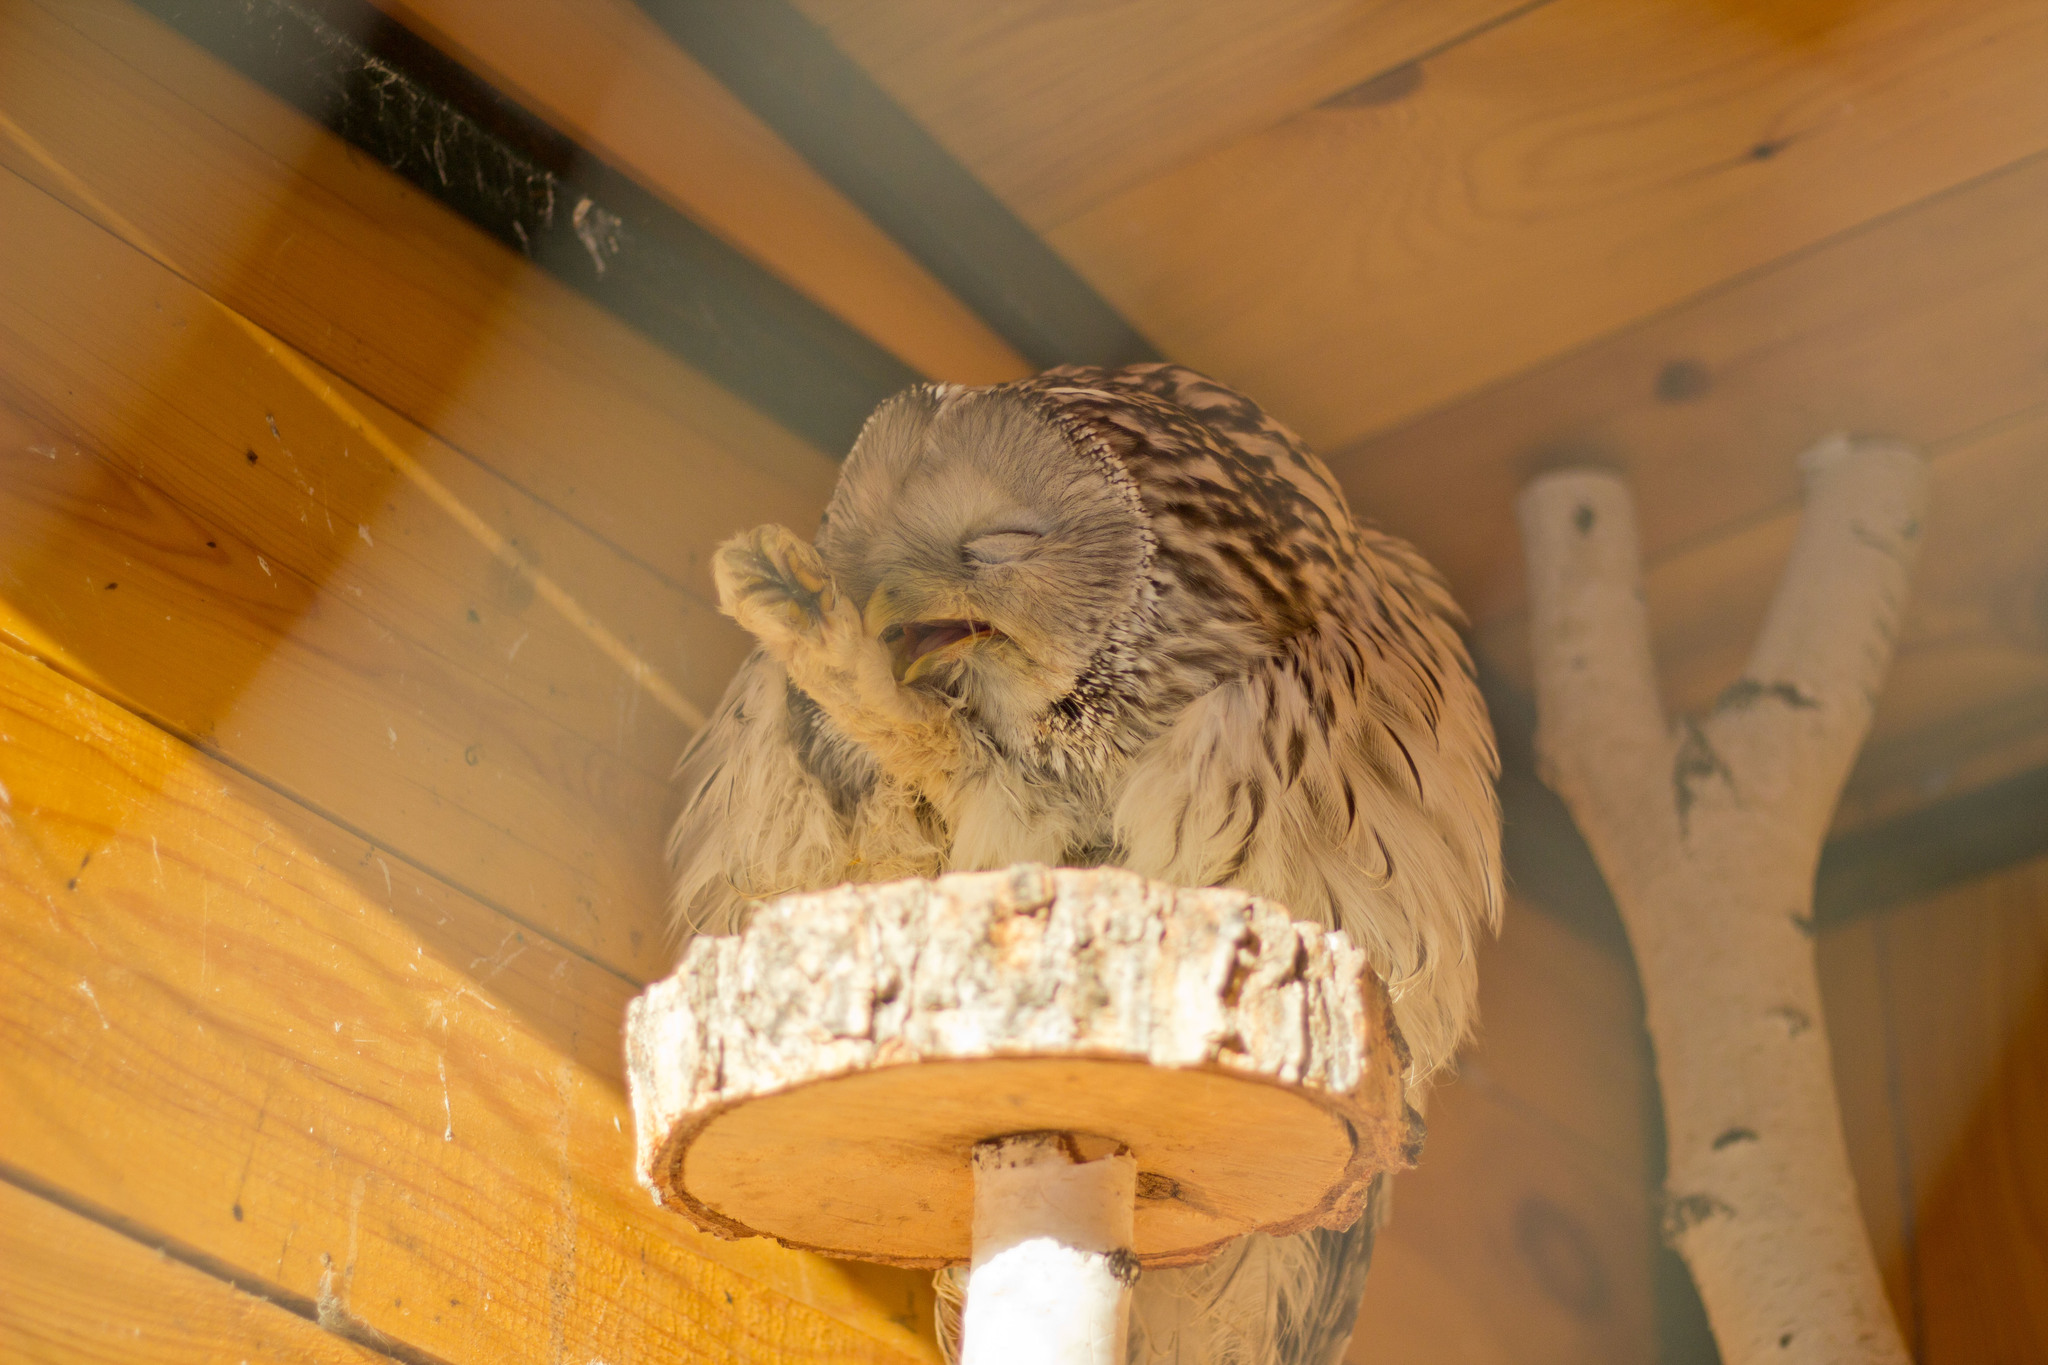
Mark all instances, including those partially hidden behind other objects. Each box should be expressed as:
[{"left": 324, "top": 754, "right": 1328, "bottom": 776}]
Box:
[
  {"left": 0, "top": 1180, "right": 389, "bottom": 1365},
  {"left": 0, "top": 638, "right": 939, "bottom": 1365},
  {"left": 372, "top": 0, "right": 1028, "bottom": 385},
  {"left": 0, "top": 163, "right": 695, "bottom": 979},
  {"left": 0, "top": 0, "right": 843, "bottom": 592},
  {"left": 1821, "top": 854, "right": 2048, "bottom": 1363},
  {"left": 794, "top": 0, "right": 1528, "bottom": 230},
  {"left": 1048, "top": 0, "right": 2048, "bottom": 449},
  {"left": 629, "top": 867, "right": 1415, "bottom": 1269}
]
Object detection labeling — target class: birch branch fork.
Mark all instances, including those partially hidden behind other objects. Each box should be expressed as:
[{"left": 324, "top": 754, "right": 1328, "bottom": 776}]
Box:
[
  {"left": 626, "top": 864, "right": 1418, "bottom": 1365},
  {"left": 1518, "top": 435, "right": 1927, "bottom": 1365}
]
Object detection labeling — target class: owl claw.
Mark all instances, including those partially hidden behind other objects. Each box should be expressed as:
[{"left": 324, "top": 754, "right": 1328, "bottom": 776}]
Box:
[
  {"left": 715, "top": 524, "right": 957, "bottom": 788},
  {"left": 714, "top": 525, "right": 843, "bottom": 649},
  {"left": 716, "top": 527, "right": 835, "bottom": 626}
]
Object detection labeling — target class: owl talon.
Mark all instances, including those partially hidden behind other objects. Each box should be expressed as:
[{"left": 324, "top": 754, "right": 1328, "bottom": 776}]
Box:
[{"left": 715, "top": 525, "right": 844, "bottom": 650}]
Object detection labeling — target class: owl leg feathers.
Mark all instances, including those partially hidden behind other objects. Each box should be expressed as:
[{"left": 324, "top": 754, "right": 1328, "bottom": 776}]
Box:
[{"left": 714, "top": 525, "right": 964, "bottom": 796}]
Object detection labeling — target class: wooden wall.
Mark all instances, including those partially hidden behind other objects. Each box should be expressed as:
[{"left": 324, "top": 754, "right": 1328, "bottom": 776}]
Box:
[
  {"left": 3, "top": 0, "right": 2043, "bottom": 1362},
  {"left": 1354, "top": 905, "right": 1658, "bottom": 1364},
  {"left": 1822, "top": 854, "right": 2048, "bottom": 1363},
  {"left": 0, "top": 2, "right": 933, "bottom": 1360}
]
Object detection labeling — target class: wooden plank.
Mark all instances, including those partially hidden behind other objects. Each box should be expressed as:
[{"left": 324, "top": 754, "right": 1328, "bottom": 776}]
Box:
[
  {"left": 1048, "top": 0, "right": 2048, "bottom": 452},
  {"left": 0, "top": 1180, "right": 389, "bottom": 1365},
  {"left": 0, "top": 164, "right": 715, "bottom": 979},
  {"left": 1815, "top": 916, "right": 1919, "bottom": 1345},
  {"left": 0, "top": 0, "right": 843, "bottom": 591},
  {"left": 1875, "top": 856, "right": 2048, "bottom": 1362},
  {"left": 1345, "top": 895, "right": 1654, "bottom": 1361},
  {"left": 1821, "top": 855, "right": 2048, "bottom": 1362},
  {"left": 1476, "top": 402, "right": 2048, "bottom": 830},
  {"left": 1332, "top": 140, "right": 2048, "bottom": 633},
  {"left": 1457, "top": 900, "right": 1649, "bottom": 1177},
  {"left": 1354, "top": 1078, "right": 1655, "bottom": 1363},
  {"left": 363, "top": 0, "right": 1027, "bottom": 387},
  {"left": 793, "top": 0, "right": 1529, "bottom": 232},
  {"left": 0, "top": 637, "right": 939, "bottom": 1365}
]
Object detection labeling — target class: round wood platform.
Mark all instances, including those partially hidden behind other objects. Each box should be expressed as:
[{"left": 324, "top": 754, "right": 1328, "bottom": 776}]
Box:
[{"left": 626, "top": 865, "right": 1419, "bottom": 1269}]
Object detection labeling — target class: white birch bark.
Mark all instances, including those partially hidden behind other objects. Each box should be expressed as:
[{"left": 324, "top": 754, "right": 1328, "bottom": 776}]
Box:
[
  {"left": 962, "top": 1134, "right": 1138, "bottom": 1365},
  {"left": 1518, "top": 434, "right": 1926, "bottom": 1365}
]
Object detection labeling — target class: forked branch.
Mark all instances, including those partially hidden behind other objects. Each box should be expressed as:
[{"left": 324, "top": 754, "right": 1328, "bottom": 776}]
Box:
[{"left": 1518, "top": 435, "right": 1925, "bottom": 1365}]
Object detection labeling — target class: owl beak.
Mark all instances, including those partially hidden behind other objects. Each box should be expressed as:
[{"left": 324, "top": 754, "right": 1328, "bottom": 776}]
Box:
[
  {"left": 864, "top": 582, "right": 999, "bottom": 682},
  {"left": 884, "top": 618, "right": 999, "bottom": 683}
]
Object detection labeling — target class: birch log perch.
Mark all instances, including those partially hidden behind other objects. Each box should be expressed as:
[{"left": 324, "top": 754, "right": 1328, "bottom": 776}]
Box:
[
  {"left": 1518, "top": 434, "right": 1926, "bottom": 1365},
  {"left": 625, "top": 864, "right": 1418, "bottom": 1365}
]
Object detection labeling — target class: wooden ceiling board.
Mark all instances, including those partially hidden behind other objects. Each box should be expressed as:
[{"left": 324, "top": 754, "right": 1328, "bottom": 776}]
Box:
[
  {"left": 1044, "top": 0, "right": 2048, "bottom": 452},
  {"left": 1478, "top": 400, "right": 2048, "bottom": 831},
  {"left": 371, "top": 0, "right": 1030, "bottom": 385},
  {"left": 6, "top": 0, "right": 842, "bottom": 600},
  {"left": 1326, "top": 143, "right": 2048, "bottom": 631},
  {"left": 792, "top": 0, "right": 1530, "bottom": 231},
  {"left": 0, "top": 167, "right": 694, "bottom": 980}
]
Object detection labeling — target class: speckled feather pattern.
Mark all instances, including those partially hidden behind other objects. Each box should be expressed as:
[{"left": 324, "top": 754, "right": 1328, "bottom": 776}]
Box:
[{"left": 668, "top": 364, "right": 1502, "bottom": 1365}]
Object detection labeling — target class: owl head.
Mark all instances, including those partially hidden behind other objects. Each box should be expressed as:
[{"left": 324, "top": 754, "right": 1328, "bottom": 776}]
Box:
[{"left": 815, "top": 384, "right": 1150, "bottom": 742}]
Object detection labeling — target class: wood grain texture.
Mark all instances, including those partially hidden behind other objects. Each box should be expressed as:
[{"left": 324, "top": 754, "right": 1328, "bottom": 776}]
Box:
[
  {"left": 372, "top": 0, "right": 1029, "bottom": 385},
  {"left": 1334, "top": 143, "right": 2048, "bottom": 631},
  {"left": 1821, "top": 855, "right": 2048, "bottom": 1363},
  {"left": 1047, "top": 0, "right": 2048, "bottom": 451},
  {"left": 1479, "top": 403, "right": 2048, "bottom": 832},
  {"left": 1878, "top": 856, "right": 2048, "bottom": 1363},
  {"left": 0, "top": 638, "right": 940, "bottom": 1365},
  {"left": 1456, "top": 899, "right": 1648, "bottom": 1179},
  {"left": 0, "top": 1180, "right": 389, "bottom": 1365},
  {"left": 630, "top": 867, "right": 1412, "bottom": 1267},
  {"left": 1346, "top": 897, "right": 1656, "bottom": 1363},
  {"left": 1814, "top": 916, "right": 1919, "bottom": 1348},
  {"left": 0, "top": 164, "right": 706, "bottom": 979},
  {"left": 0, "top": 0, "right": 842, "bottom": 591},
  {"left": 1354, "top": 1055, "right": 1655, "bottom": 1363},
  {"left": 792, "top": 0, "right": 1527, "bottom": 230}
]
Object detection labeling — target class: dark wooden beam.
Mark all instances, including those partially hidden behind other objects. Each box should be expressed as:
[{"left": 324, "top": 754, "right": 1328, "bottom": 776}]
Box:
[
  {"left": 632, "top": 0, "right": 1158, "bottom": 371},
  {"left": 130, "top": 0, "right": 921, "bottom": 454}
]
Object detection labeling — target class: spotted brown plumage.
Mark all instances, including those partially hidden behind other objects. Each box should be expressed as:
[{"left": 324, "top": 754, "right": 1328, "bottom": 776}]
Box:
[{"left": 670, "top": 363, "right": 1502, "bottom": 1365}]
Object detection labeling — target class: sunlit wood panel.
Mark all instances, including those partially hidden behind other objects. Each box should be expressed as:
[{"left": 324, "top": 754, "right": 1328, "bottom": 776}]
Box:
[
  {"left": 2, "top": 0, "right": 842, "bottom": 592},
  {"left": 0, "top": 639, "right": 939, "bottom": 1365},
  {"left": 1047, "top": 0, "right": 2048, "bottom": 450},
  {"left": 0, "top": 165, "right": 703, "bottom": 978},
  {"left": 0, "top": 1181, "right": 391, "bottom": 1365}
]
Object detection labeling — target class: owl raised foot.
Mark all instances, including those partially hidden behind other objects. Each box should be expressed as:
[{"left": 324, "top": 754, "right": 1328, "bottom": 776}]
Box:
[
  {"left": 714, "top": 524, "right": 962, "bottom": 792},
  {"left": 713, "top": 523, "right": 842, "bottom": 650}
]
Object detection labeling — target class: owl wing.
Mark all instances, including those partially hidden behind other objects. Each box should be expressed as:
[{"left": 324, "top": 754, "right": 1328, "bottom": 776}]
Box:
[
  {"left": 668, "top": 647, "right": 942, "bottom": 937},
  {"left": 1112, "top": 536, "right": 1502, "bottom": 1084}
]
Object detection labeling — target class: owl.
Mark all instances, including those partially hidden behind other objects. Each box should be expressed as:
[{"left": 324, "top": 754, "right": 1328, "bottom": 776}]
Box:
[{"left": 669, "top": 363, "right": 1502, "bottom": 1365}]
